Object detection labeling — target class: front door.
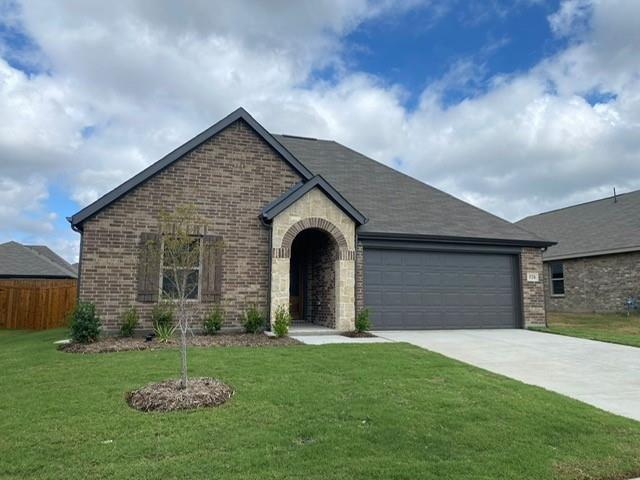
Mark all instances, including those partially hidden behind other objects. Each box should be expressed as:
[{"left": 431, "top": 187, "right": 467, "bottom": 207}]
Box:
[{"left": 289, "top": 255, "right": 304, "bottom": 320}]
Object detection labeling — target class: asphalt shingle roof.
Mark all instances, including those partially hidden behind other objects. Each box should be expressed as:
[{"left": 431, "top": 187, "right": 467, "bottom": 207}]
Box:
[
  {"left": 274, "top": 135, "right": 549, "bottom": 244},
  {"left": 0, "top": 241, "right": 77, "bottom": 278},
  {"left": 516, "top": 189, "right": 640, "bottom": 260}
]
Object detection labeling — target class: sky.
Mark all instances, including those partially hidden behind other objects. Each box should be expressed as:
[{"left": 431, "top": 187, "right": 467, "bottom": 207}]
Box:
[{"left": 1, "top": 0, "right": 639, "bottom": 262}]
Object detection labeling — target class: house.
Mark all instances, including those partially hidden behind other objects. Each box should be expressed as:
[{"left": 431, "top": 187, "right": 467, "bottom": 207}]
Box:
[
  {"left": 0, "top": 241, "right": 77, "bottom": 329},
  {"left": 517, "top": 190, "right": 640, "bottom": 313},
  {"left": 69, "top": 108, "right": 553, "bottom": 332}
]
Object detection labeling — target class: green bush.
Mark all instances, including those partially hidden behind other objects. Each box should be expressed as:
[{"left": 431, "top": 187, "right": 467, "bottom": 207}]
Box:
[
  {"left": 119, "top": 306, "right": 139, "bottom": 337},
  {"left": 203, "top": 305, "right": 224, "bottom": 335},
  {"left": 272, "top": 304, "right": 290, "bottom": 338},
  {"left": 69, "top": 302, "right": 101, "bottom": 343},
  {"left": 244, "top": 306, "right": 265, "bottom": 333},
  {"left": 355, "top": 308, "right": 371, "bottom": 333},
  {"left": 152, "top": 302, "right": 174, "bottom": 328},
  {"left": 154, "top": 323, "right": 176, "bottom": 343}
]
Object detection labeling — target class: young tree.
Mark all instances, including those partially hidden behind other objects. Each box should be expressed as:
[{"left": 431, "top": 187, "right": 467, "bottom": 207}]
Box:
[{"left": 149, "top": 205, "right": 221, "bottom": 389}]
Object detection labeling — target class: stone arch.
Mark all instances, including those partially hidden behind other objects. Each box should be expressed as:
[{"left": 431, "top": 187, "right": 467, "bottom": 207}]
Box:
[{"left": 279, "top": 217, "right": 351, "bottom": 259}]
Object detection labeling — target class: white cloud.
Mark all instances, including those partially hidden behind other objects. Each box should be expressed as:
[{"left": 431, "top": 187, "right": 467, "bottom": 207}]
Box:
[{"left": 0, "top": 0, "right": 639, "bottom": 260}]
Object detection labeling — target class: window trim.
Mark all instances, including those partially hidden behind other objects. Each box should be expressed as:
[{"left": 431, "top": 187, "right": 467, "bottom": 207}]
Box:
[
  {"left": 549, "top": 261, "right": 565, "bottom": 297},
  {"left": 159, "top": 235, "right": 202, "bottom": 302}
]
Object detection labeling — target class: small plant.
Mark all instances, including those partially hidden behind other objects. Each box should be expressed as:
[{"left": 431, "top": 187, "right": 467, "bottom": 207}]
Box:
[
  {"left": 152, "top": 302, "right": 174, "bottom": 328},
  {"left": 273, "top": 304, "right": 291, "bottom": 338},
  {"left": 119, "top": 306, "right": 139, "bottom": 337},
  {"left": 154, "top": 323, "right": 176, "bottom": 343},
  {"left": 69, "top": 302, "right": 101, "bottom": 343},
  {"left": 355, "top": 308, "right": 371, "bottom": 333},
  {"left": 244, "top": 305, "right": 265, "bottom": 334},
  {"left": 203, "top": 304, "right": 224, "bottom": 335}
]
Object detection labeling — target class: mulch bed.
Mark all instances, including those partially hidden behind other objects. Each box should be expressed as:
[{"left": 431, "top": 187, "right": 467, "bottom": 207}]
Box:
[
  {"left": 59, "top": 333, "right": 301, "bottom": 354},
  {"left": 126, "top": 377, "right": 234, "bottom": 412},
  {"left": 342, "top": 331, "right": 377, "bottom": 338}
]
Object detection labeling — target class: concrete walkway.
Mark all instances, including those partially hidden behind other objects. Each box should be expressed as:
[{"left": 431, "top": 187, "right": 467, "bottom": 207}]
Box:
[{"left": 373, "top": 329, "right": 640, "bottom": 422}]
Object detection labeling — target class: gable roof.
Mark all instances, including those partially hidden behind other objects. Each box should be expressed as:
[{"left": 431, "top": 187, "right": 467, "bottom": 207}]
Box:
[
  {"left": 68, "top": 107, "right": 552, "bottom": 247},
  {"left": 261, "top": 175, "right": 367, "bottom": 225},
  {"left": 0, "top": 241, "right": 77, "bottom": 278},
  {"left": 274, "top": 135, "right": 552, "bottom": 247},
  {"left": 516, "top": 189, "right": 640, "bottom": 260},
  {"left": 69, "top": 108, "right": 313, "bottom": 229}
]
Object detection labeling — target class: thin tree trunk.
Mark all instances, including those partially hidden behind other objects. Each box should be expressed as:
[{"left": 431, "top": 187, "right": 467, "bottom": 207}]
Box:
[{"left": 180, "top": 325, "right": 188, "bottom": 389}]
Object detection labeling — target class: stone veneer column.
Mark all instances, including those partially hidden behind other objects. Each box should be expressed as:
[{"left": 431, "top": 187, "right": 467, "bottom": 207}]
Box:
[{"left": 520, "top": 247, "right": 546, "bottom": 327}]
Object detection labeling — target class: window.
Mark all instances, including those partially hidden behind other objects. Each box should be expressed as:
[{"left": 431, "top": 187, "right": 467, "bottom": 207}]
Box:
[
  {"left": 161, "top": 237, "right": 201, "bottom": 300},
  {"left": 550, "top": 261, "right": 564, "bottom": 296}
]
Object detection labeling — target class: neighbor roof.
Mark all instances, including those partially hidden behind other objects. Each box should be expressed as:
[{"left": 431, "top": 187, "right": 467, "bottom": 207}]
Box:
[
  {"left": 274, "top": 135, "right": 551, "bottom": 246},
  {"left": 516, "top": 189, "right": 640, "bottom": 260},
  {"left": 0, "top": 241, "right": 77, "bottom": 278}
]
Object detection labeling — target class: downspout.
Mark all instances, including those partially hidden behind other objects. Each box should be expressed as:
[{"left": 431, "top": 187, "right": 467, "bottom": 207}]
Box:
[
  {"left": 260, "top": 215, "right": 273, "bottom": 331},
  {"left": 69, "top": 220, "right": 83, "bottom": 302}
]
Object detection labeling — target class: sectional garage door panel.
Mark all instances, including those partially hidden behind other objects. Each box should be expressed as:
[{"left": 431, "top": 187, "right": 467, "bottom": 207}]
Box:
[{"left": 364, "top": 249, "right": 519, "bottom": 330}]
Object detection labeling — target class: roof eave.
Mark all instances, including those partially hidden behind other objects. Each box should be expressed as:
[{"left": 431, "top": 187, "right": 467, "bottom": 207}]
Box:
[
  {"left": 357, "top": 231, "right": 556, "bottom": 248},
  {"left": 543, "top": 245, "right": 640, "bottom": 261}
]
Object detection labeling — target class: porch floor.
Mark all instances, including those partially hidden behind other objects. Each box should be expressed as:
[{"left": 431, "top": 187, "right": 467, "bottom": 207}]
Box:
[{"left": 288, "top": 322, "right": 338, "bottom": 336}]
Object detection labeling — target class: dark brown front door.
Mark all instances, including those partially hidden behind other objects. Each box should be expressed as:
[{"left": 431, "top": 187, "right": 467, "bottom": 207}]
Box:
[{"left": 289, "top": 255, "right": 304, "bottom": 320}]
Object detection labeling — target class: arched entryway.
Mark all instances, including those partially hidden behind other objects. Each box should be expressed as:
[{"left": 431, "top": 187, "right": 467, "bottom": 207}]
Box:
[
  {"left": 289, "top": 228, "right": 338, "bottom": 327},
  {"left": 268, "top": 191, "right": 357, "bottom": 332}
]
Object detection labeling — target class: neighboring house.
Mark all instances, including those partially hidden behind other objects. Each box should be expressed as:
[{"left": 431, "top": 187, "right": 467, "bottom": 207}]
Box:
[
  {"left": 69, "top": 108, "right": 552, "bottom": 332},
  {"left": 517, "top": 190, "right": 640, "bottom": 313},
  {"left": 0, "top": 241, "right": 77, "bottom": 329}
]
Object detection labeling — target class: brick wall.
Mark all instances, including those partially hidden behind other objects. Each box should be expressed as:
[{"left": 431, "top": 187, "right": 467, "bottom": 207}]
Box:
[
  {"left": 545, "top": 251, "right": 640, "bottom": 313},
  {"left": 79, "top": 119, "right": 301, "bottom": 331},
  {"left": 520, "top": 247, "right": 547, "bottom": 327}
]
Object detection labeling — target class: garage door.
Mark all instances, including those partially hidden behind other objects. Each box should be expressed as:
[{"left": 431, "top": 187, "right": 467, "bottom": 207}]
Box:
[{"left": 364, "top": 249, "right": 520, "bottom": 329}]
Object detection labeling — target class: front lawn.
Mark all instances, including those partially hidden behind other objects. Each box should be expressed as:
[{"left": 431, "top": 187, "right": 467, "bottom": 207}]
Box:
[
  {"left": 532, "top": 312, "right": 640, "bottom": 348},
  {"left": 2, "top": 329, "right": 640, "bottom": 479}
]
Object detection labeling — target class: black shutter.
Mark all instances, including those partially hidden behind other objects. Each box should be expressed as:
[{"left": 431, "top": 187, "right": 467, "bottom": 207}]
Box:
[
  {"left": 201, "top": 235, "right": 223, "bottom": 302},
  {"left": 136, "top": 232, "right": 161, "bottom": 303}
]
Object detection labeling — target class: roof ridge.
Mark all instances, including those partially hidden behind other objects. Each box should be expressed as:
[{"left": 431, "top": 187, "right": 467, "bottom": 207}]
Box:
[
  {"left": 16, "top": 242, "right": 76, "bottom": 277},
  {"left": 25, "top": 244, "right": 76, "bottom": 276},
  {"left": 518, "top": 188, "right": 640, "bottom": 221}
]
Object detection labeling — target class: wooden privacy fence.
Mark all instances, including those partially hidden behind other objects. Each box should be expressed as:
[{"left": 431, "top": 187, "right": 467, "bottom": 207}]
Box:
[{"left": 0, "top": 279, "right": 77, "bottom": 330}]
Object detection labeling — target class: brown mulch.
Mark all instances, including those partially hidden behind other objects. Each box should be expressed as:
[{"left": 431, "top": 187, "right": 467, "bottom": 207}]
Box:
[
  {"left": 342, "top": 331, "right": 377, "bottom": 338},
  {"left": 59, "top": 333, "right": 302, "bottom": 354},
  {"left": 126, "top": 377, "right": 234, "bottom": 412}
]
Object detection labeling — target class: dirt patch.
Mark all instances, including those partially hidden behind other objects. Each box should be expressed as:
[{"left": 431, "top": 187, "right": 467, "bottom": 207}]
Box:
[
  {"left": 59, "top": 333, "right": 302, "bottom": 354},
  {"left": 342, "top": 331, "right": 377, "bottom": 338},
  {"left": 126, "top": 377, "right": 233, "bottom": 412}
]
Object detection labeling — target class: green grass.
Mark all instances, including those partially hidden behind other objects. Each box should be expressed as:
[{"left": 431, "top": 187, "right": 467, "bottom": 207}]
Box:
[
  {"left": 2, "top": 329, "right": 640, "bottom": 479},
  {"left": 531, "top": 312, "right": 640, "bottom": 348}
]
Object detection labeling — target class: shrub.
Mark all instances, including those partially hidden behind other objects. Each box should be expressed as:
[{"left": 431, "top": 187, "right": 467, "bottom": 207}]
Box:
[
  {"left": 244, "top": 306, "right": 265, "bottom": 333},
  {"left": 69, "top": 302, "right": 101, "bottom": 343},
  {"left": 203, "top": 305, "right": 224, "bottom": 335},
  {"left": 272, "top": 304, "right": 290, "bottom": 338},
  {"left": 119, "top": 306, "right": 139, "bottom": 337},
  {"left": 355, "top": 308, "right": 371, "bottom": 333},
  {"left": 152, "top": 302, "right": 174, "bottom": 329},
  {"left": 154, "top": 323, "right": 176, "bottom": 343}
]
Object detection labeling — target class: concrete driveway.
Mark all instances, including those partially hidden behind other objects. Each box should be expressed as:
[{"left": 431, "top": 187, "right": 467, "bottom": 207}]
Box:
[{"left": 373, "top": 329, "right": 640, "bottom": 421}]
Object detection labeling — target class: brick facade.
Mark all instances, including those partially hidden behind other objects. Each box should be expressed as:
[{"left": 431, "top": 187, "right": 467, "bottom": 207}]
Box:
[
  {"left": 79, "top": 119, "right": 301, "bottom": 330},
  {"left": 520, "top": 247, "right": 547, "bottom": 327},
  {"left": 544, "top": 251, "right": 640, "bottom": 313}
]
